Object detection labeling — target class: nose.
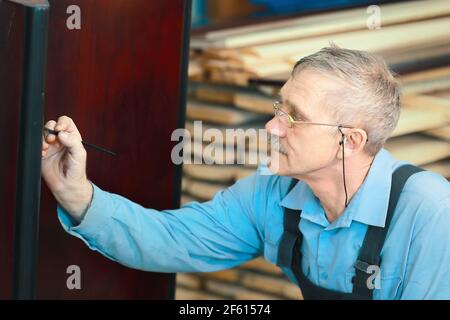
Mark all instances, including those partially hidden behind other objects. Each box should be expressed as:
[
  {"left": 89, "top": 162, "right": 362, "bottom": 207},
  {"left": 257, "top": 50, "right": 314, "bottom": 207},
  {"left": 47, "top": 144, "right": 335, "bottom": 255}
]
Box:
[{"left": 265, "top": 117, "right": 286, "bottom": 138}]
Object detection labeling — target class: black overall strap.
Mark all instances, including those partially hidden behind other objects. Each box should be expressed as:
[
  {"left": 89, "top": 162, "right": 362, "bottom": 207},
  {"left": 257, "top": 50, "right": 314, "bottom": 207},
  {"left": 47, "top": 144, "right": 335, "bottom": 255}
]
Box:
[
  {"left": 277, "top": 179, "right": 301, "bottom": 268},
  {"left": 352, "top": 164, "right": 423, "bottom": 299}
]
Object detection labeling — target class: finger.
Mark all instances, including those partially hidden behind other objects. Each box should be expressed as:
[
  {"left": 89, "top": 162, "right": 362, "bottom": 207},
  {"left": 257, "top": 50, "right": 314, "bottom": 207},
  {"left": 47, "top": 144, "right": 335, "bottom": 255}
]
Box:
[
  {"left": 57, "top": 130, "right": 86, "bottom": 158},
  {"left": 44, "top": 120, "right": 57, "bottom": 143},
  {"left": 55, "top": 115, "right": 78, "bottom": 134},
  {"left": 42, "top": 138, "right": 49, "bottom": 151}
]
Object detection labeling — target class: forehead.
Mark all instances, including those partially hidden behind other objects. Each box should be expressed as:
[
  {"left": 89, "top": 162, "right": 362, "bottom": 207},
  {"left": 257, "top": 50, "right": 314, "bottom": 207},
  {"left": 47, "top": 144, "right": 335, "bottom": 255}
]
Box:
[{"left": 280, "top": 70, "right": 340, "bottom": 105}]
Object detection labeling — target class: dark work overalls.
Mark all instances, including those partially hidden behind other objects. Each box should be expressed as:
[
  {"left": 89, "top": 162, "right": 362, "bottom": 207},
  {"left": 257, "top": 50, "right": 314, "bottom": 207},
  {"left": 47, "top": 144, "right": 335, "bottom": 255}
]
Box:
[{"left": 277, "top": 164, "right": 423, "bottom": 300}]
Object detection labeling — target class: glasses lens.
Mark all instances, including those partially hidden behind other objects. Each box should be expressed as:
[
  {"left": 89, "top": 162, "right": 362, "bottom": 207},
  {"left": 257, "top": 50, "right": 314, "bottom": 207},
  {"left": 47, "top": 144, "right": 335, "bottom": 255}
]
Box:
[{"left": 274, "top": 103, "right": 291, "bottom": 127}]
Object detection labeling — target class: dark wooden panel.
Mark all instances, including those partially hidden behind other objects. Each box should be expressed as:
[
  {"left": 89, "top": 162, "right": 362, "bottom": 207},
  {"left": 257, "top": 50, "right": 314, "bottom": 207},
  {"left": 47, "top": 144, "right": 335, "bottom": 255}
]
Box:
[
  {"left": 37, "top": 0, "right": 187, "bottom": 299},
  {"left": 0, "top": 0, "right": 25, "bottom": 299}
]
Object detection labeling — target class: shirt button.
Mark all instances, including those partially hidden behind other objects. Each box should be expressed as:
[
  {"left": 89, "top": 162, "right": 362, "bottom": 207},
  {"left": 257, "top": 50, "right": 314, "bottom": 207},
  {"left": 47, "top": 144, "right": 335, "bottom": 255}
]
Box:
[{"left": 321, "top": 272, "right": 328, "bottom": 280}]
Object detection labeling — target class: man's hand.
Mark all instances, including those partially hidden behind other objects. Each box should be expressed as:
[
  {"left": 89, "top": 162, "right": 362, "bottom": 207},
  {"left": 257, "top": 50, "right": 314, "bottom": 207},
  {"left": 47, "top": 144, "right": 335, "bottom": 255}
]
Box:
[{"left": 41, "top": 116, "right": 92, "bottom": 223}]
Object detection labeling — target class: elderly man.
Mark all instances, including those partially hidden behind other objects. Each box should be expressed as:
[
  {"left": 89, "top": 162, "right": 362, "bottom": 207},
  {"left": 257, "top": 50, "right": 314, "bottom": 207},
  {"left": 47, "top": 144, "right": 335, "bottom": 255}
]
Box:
[{"left": 42, "top": 46, "right": 450, "bottom": 300}]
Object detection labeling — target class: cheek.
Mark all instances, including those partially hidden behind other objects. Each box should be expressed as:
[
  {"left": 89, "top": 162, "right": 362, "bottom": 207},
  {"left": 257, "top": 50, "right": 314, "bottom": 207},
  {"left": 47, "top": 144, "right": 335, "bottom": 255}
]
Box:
[
  {"left": 285, "top": 130, "right": 314, "bottom": 156},
  {"left": 284, "top": 133, "right": 310, "bottom": 167},
  {"left": 286, "top": 131, "right": 336, "bottom": 164}
]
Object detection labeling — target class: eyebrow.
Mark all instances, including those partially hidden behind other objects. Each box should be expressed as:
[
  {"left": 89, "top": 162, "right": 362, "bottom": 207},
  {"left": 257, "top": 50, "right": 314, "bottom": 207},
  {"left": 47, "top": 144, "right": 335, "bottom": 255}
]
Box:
[
  {"left": 284, "top": 99, "right": 310, "bottom": 122},
  {"left": 277, "top": 90, "right": 312, "bottom": 121}
]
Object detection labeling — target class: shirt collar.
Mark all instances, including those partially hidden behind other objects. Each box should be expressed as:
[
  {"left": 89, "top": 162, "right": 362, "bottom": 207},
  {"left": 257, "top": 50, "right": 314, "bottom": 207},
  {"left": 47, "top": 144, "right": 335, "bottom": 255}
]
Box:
[{"left": 280, "top": 149, "right": 397, "bottom": 229}]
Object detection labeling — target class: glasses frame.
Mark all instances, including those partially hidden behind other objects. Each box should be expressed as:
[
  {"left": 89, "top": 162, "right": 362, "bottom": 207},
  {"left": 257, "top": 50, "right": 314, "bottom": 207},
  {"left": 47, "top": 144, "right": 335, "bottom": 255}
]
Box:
[{"left": 273, "top": 101, "right": 354, "bottom": 129}]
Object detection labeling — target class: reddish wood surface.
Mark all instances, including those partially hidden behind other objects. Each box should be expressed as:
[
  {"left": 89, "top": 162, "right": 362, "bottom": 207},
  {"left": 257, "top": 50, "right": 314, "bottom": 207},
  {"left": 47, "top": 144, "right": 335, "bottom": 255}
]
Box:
[
  {"left": 0, "top": 1, "right": 25, "bottom": 299},
  {"left": 1, "top": 0, "right": 187, "bottom": 299}
]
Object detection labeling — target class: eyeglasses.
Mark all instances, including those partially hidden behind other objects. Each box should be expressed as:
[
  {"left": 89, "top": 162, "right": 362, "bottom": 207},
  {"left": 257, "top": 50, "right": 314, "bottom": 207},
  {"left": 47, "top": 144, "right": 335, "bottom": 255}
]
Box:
[{"left": 272, "top": 101, "right": 354, "bottom": 129}]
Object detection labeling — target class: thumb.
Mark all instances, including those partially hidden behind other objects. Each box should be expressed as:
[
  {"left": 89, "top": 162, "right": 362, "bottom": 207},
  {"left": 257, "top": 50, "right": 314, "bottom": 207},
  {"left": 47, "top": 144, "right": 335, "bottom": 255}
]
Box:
[{"left": 57, "top": 131, "right": 85, "bottom": 157}]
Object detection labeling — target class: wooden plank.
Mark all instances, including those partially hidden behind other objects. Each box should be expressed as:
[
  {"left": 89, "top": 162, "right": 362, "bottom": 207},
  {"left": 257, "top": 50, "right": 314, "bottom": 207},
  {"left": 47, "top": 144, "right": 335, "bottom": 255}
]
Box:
[
  {"left": 402, "top": 94, "right": 450, "bottom": 119},
  {"left": 180, "top": 193, "right": 197, "bottom": 206},
  {"left": 175, "top": 287, "right": 224, "bottom": 300},
  {"left": 248, "top": 17, "right": 450, "bottom": 61},
  {"left": 191, "top": 84, "right": 237, "bottom": 105},
  {"left": 431, "top": 90, "right": 450, "bottom": 99},
  {"left": 191, "top": 84, "right": 275, "bottom": 115},
  {"left": 183, "top": 140, "right": 239, "bottom": 165},
  {"left": 197, "top": 6, "right": 359, "bottom": 42},
  {"left": 184, "top": 164, "right": 255, "bottom": 182},
  {"left": 241, "top": 273, "right": 302, "bottom": 300},
  {"left": 185, "top": 142, "right": 265, "bottom": 167},
  {"left": 392, "top": 108, "right": 448, "bottom": 137},
  {"left": 201, "top": 270, "right": 240, "bottom": 283},
  {"left": 194, "top": 6, "right": 369, "bottom": 45},
  {"left": 384, "top": 41, "right": 450, "bottom": 69},
  {"left": 175, "top": 274, "right": 202, "bottom": 290},
  {"left": 234, "top": 91, "right": 274, "bottom": 114},
  {"left": 423, "top": 158, "right": 450, "bottom": 178},
  {"left": 400, "top": 66, "right": 450, "bottom": 84},
  {"left": 424, "top": 125, "right": 450, "bottom": 141},
  {"left": 402, "top": 77, "right": 450, "bottom": 95},
  {"left": 182, "top": 176, "right": 227, "bottom": 200},
  {"left": 185, "top": 121, "right": 269, "bottom": 154},
  {"left": 205, "top": 280, "right": 281, "bottom": 300},
  {"left": 186, "top": 100, "right": 266, "bottom": 125},
  {"left": 188, "top": 59, "right": 204, "bottom": 80},
  {"left": 209, "top": 68, "right": 254, "bottom": 86},
  {"left": 385, "top": 134, "right": 450, "bottom": 166},
  {"left": 240, "top": 257, "right": 283, "bottom": 275}
]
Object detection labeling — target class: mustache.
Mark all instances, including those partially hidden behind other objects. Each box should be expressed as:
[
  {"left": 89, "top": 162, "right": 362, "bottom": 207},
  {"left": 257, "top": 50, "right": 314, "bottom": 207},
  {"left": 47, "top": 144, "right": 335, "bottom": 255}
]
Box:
[{"left": 269, "top": 135, "right": 288, "bottom": 155}]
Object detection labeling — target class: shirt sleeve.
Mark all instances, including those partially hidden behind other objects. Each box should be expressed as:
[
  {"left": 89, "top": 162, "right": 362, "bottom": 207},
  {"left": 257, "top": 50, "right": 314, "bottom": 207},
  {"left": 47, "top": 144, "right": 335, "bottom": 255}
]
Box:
[
  {"left": 57, "top": 171, "right": 264, "bottom": 273},
  {"left": 401, "top": 196, "right": 450, "bottom": 299}
]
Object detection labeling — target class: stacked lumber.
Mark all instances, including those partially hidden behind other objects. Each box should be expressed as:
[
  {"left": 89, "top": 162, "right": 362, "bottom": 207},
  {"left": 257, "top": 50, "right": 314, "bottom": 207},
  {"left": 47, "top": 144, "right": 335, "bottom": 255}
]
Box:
[
  {"left": 191, "top": 0, "right": 450, "bottom": 85},
  {"left": 176, "top": 258, "right": 302, "bottom": 300},
  {"left": 177, "top": 0, "right": 450, "bottom": 300}
]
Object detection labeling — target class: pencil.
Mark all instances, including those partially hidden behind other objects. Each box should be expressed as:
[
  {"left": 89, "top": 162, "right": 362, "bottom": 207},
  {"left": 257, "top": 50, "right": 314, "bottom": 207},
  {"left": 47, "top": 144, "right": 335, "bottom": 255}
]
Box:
[{"left": 43, "top": 127, "right": 116, "bottom": 156}]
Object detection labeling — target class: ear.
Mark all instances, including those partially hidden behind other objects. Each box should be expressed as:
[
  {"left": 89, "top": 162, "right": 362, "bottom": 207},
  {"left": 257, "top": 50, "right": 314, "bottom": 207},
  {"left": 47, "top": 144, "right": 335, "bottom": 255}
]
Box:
[{"left": 342, "top": 128, "right": 368, "bottom": 156}]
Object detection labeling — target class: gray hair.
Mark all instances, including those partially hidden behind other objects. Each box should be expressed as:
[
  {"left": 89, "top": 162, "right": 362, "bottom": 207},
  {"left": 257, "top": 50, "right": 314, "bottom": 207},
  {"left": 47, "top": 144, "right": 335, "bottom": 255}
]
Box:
[{"left": 292, "top": 44, "right": 401, "bottom": 155}]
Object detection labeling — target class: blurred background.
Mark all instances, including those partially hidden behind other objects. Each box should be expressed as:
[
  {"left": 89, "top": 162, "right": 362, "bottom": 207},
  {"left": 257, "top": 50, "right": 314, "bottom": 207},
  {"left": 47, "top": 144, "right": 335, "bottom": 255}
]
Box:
[{"left": 177, "top": 0, "right": 450, "bottom": 300}]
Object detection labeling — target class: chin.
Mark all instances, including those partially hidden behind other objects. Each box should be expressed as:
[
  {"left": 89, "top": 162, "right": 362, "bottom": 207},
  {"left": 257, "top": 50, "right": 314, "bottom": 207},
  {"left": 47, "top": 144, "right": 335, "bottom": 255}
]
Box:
[{"left": 268, "top": 152, "right": 290, "bottom": 176}]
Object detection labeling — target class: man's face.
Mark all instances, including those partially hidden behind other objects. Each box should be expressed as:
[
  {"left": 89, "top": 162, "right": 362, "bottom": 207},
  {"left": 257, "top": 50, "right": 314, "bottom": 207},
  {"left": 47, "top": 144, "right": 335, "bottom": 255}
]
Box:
[{"left": 265, "top": 70, "right": 343, "bottom": 177}]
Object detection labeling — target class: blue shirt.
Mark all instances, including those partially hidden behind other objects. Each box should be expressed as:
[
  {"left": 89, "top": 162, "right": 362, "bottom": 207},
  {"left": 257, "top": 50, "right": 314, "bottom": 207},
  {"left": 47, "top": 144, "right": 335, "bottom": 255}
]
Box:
[{"left": 58, "top": 149, "right": 450, "bottom": 299}]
